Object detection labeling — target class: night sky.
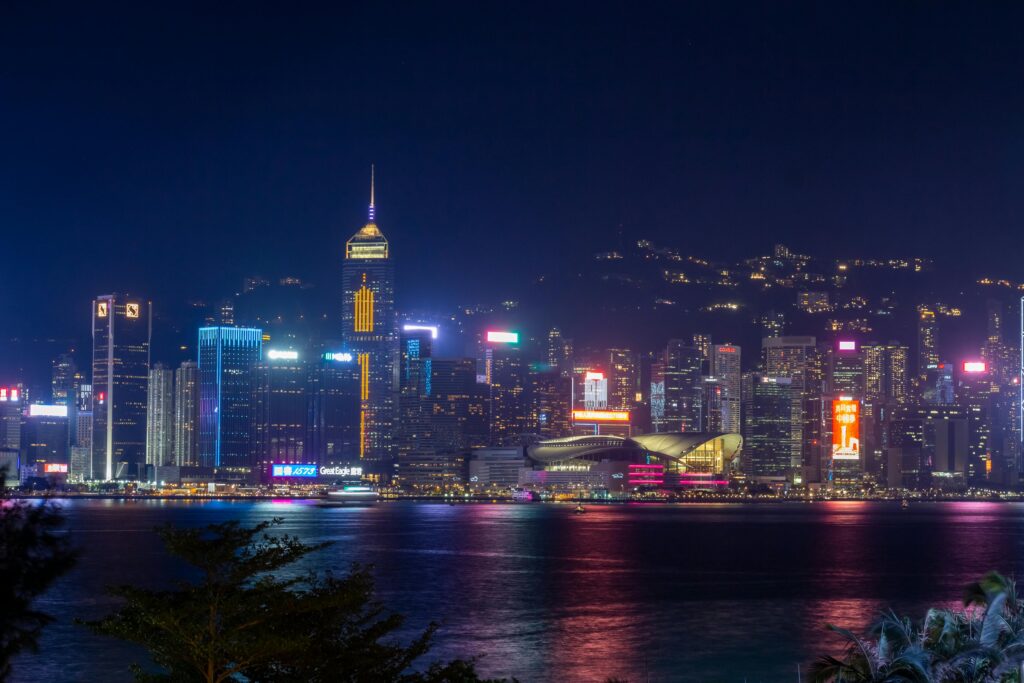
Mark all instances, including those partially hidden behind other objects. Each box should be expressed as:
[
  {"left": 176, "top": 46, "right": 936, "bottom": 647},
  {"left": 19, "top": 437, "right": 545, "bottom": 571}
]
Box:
[{"left": 3, "top": 2, "right": 1024, "bottom": 339}]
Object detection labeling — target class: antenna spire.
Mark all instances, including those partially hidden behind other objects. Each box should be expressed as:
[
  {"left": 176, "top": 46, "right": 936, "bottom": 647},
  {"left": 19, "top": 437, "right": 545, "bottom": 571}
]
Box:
[{"left": 368, "top": 164, "right": 376, "bottom": 222}]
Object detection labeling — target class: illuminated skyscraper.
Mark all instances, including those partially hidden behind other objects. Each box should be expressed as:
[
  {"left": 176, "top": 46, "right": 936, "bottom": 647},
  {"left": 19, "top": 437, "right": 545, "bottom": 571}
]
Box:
[
  {"left": 342, "top": 167, "right": 399, "bottom": 461},
  {"left": 663, "top": 339, "right": 703, "bottom": 432},
  {"left": 710, "top": 344, "right": 741, "bottom": 433},
  {"left": 174, "top": 361, "right": 199, "bottom": 466},
  {"left": 608, "top": 348, "right": 638, "bottom": 411},
  {"left": 742, "top": 375, "right": 794, "bottom": 480},
  {"left": 91, "top": 295, "right": 151, "bottom": 480},
  {"left": 488, "top": 338, "right": 527, "bottom": 444},
  {"left": 863, "top": 342, "right": 910, "bottom": 406},
  {"left": 763, "top": 335, "right": 818, "bottom": 482},
  {"left": 198, "top": 326, "right": 262, "bottom": 470},
  {"left": 252, "top": 348, "right": 308, "bottom": 476},
  {"left": 51, "top": 353, "right": 78, "bottom": 406},
  {"left": 145, "top": 363, "right": 175, "bottom": 467},
  {"left": 917, "top": 304, "right": 939, "bottom": 383}
]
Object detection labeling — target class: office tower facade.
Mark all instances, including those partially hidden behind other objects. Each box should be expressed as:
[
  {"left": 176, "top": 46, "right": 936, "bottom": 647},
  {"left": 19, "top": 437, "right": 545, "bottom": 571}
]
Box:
[
  {"left": 252, "top": 349, "right": 308, "bottom": 475},
  {"left": 51, "top": 353, "right": 78, "bottom": 406},
  {"left": 22, "top": 405, "right": 70, "bottom": 467},
  {"left": 0, "top": 386, "right": 23, "bottom": 458},
  {"left": 198, "top": 327, "right": 262, "bottom": 470},
  {"left": 488, "top": 343, "right": 528, "bottom": 444},
  {"left": 663, "top": 339, "right": 703, "bottom": 433},
  {"left": 863, "top": 342, "right": 910, "bottom": 406},
  {"left": 763, "top": 335, "right": 818, "bottom": 482},
  {"left": 917, "top": 304, "right": 939, "bottom": 385},
  {"left": 608, "top": 349, "right": 637, "bottom": 411},
  {"left": 91, "top": 294, "right": 152, "bottom": 480},
  {"left": 826, "top": 342, "right": 865, "bottom": 397},
  {"left": 547, "top": 328, "right": 572, "bottom": 375},
  {"left": 342, "top": 169, "right": 399, "bottom": 461},
  {"left": 529, "top": 367, "right": 571, "bottom": 439},
  {"left": 957, "top": 364, "right": 993, "bottom": 482},
  {"left": 710, "top": 344, "right": 742, "bottom": 433},
  {"left": 309, "top": 351, "right": 361, "bottom": 463},
  {"left": 691, "top": 334, "right": 712, "bottom": 372},
  {"left": 145, "top": 363, "right": 175, "bottom": 467},
  {"left": 742, "top": 375, "right": 794, "bottom": 480},
  {"left": 174, "top": 361, "right": 199, "bottom": 466}
]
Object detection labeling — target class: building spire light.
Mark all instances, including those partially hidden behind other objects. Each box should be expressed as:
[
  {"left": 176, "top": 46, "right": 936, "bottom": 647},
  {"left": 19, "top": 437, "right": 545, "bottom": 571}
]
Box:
[{"left": 368, "top": 164, "right": 375, "bottom": 222}]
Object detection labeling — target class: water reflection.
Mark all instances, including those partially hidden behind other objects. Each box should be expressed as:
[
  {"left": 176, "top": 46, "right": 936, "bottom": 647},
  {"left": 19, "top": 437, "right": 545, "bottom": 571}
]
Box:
[{"left": 15, "top": 501, "right": 1024, "bottom": 682}]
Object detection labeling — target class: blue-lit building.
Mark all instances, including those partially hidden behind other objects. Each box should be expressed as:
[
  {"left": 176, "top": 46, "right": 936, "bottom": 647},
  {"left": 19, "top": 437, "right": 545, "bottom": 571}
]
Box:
[
  {"left": 341, "top": 168, "right": 399, "bottom": 462},
  {"left": 198, "top": 327, "right": 262, "bottom": 471}
]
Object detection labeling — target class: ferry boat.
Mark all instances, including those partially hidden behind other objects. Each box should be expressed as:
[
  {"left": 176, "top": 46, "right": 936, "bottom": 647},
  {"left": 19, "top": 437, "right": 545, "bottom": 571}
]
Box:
[{"left": 324, "top": 484, "right": 379, "bottom": 505}]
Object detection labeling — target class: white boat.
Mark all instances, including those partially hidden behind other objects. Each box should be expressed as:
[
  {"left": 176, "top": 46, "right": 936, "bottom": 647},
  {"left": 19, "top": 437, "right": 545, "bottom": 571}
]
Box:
[{"left": 324, "top": 484, "right": 379, "bottom": 504}]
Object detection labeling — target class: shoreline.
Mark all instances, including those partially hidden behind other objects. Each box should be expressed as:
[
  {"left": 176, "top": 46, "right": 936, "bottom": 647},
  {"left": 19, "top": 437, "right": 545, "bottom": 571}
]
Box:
[{"left": 6, "top": 494, "right": 1024, "bottom": 504}]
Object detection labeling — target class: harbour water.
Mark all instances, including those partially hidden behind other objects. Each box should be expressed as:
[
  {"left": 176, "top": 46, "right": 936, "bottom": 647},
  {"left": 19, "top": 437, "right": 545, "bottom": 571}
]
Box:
[{"left": 14, "top": 499, "right": 1024, "bottom": 682}]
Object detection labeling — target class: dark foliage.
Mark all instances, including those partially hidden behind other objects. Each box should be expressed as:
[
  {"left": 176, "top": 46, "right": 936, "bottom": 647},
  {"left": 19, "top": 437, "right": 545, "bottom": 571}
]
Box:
[
  {"left": 0, "top": 470, "right": 77, "bottom": 681},
  {"left": 86, "top": 518, "right": 509, "bottom": 683}
]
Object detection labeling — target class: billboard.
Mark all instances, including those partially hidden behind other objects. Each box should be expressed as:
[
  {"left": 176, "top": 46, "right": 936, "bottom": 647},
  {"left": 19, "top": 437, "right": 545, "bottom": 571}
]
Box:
[
  {"left": 403, "top": 324, "right": 439, "bottom": 339},
  {"left": 962, "top": 361, "right": 987, "bottom": 373},
  {"left": 29, "top": 405, "right": 68, "bottom": 418},
  {"left": 44, "top": 463, "right": 69, "bottom": 474},
  {"left": 270, "top": 464, "right": 318, "bottom": 478},
  {"left": 267, "top": 349, "right": 299, "bottom": 360},
  {"left": 572, "top": 409, "right": 630, "bottom": 423},
  {"left": 486, "top": 331, "right": 519, "bottom": 343},
  {"left": 832, "top": 399, "right": 860, "bottom": 461},
  {"left": 838, "top": 340, "right": 857, "bottom": 351}
]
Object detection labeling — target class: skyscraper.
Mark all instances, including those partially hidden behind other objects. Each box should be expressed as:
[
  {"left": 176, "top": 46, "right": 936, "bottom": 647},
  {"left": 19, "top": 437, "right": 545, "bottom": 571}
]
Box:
[
  {"left": 763, "top": 335, "right": 818, "bottom": 482},
  {"left": 174, "top": 361, "right": 199, "bottom": 466},
  {"left": 608, "top": 348, "right": 638, "bottom": 411},
  {"left": 488, "top": 339, "right": 527, "bottom": 444},
  {"left": 309, "top": 350, "right": 361, "bottom": 464},
  {"left": 91, "top": 294, "right": 151, "bottom": 480},
  {"left": 710, "top": 344, "right": 742, "bottom": 433},
  {"left": 51, "top": 353, "right": 78, "bottom": 406},
  {"left": 663, "top": 340, "right": 704, "bottom": 432},
  {"left": 342, "top": 167, "right": 399, "bottom": 462},
  {"left": 198, "top": 327, "right": 262, "bottom": 470},
  {"left": 252, "top": 348, "right": 309, "bottom": 476},
  {"left": 917, "top": 304, "right": 939, "bottom": 384},
  {"left": 145, "top": 363, "right": 175, "bottom": 467},
  {"left": 742, "top": 375, "right": 794, "bottom": 480}
]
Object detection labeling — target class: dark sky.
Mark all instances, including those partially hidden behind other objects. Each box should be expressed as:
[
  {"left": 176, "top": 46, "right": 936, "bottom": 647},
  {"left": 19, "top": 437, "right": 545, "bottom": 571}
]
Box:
[{"left": 3, "top": 2, "right": 1024, "bottom": 338}]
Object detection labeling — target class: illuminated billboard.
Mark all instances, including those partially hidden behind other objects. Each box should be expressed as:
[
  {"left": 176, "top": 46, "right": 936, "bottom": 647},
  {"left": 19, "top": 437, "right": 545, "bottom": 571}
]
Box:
[
  {"left": 29, "top": 405, "right": 68, "bottom": 418},
  {"left": 403, "top": 324, "right": 439, "bottom": 339},
  {"left": 0, "top": 388, "right": 19, "bottom": 402},
  {"left": 838, "top": 340, "right": 857, "bottom": 351},
  {"left": 44, "top": 463, "right": 69, "bottom": 474},
  {"left": 832, "top": 399, "right": 860, "bottom": 461},
  {"left": 323, "top": 352, "right": 353, "bottom": 362},
  {"left": 962, "top": 361, "right": 987, "bottom": 373},
  {"left": 572, "top": 410, "right": 630, "bottom": 423},
  {"left": 267, "top": 349, "right": 299, "bottom": 360},
  {"left": 319, "top": 465, "right": 363, "bottom": 477},
  {"left": 486, "top": 331, "right": 519, "bottom": 343},
  {"left": 270, "top": 464, "right": 318, "bottom": 478}
]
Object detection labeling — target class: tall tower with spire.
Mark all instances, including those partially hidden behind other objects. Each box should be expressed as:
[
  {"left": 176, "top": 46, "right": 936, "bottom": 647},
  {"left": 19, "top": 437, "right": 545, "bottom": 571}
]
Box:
[{"left": 342, "top": 166, "right": 398, "bottom": 462}]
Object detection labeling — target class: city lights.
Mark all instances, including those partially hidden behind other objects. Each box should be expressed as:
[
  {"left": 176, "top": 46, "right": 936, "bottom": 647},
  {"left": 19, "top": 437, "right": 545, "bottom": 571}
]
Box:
[{"left": 403, "top": 324, "right": 439, "bottom": 339}]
